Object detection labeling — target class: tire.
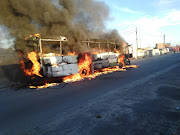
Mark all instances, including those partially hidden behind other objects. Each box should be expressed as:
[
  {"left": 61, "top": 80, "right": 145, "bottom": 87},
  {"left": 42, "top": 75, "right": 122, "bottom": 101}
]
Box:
[
  {"left": 125, "top": 59, "right": 130, "bottom": 65},
  {"left": 79, "top": 68, "right": 89, "bottom": 77},
  {"left": 118, "top": 63, "right": 123, "bottom": 68}
]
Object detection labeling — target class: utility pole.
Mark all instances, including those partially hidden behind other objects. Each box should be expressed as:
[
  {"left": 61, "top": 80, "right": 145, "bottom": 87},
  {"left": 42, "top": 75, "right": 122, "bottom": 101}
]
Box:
[
  {"left": 136, "top": 27, "right": 138, "bottom": 58},
  {"left": 163, "top": 34, "right": 165, "bottom": 47}
]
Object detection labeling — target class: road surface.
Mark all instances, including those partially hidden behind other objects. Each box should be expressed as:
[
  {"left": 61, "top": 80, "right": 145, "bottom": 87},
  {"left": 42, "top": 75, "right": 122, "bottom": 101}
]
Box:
[{"left": 0, "top": 53, "right": 180, "bottom": 135}]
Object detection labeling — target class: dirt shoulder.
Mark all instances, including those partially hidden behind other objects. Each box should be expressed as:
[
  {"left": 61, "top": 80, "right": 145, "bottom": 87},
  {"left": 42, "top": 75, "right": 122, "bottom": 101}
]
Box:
[{"left": 0, "top": 52, "right": 20, "bottom": 86}]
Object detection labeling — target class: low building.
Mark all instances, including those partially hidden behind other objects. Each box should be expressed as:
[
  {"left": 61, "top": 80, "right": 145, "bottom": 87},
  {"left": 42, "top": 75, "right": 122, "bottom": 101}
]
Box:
[
  {"left": 152, "top": 49, "right": 160, "bottom": 56},
  {"left": 156, "top": 43, "right": 171, "bottom": 49},
  {"left": 165, "top": 43, "right": 171, "bottom": 48},
  {"left": 137, "top": 48, "right": 147, "bottom": 58}
]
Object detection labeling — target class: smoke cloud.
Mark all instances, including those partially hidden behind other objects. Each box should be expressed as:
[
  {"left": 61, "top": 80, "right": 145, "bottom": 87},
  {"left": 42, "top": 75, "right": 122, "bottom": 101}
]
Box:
[{"left": 0, "top": 0, "right": 125, "bottom": 54}]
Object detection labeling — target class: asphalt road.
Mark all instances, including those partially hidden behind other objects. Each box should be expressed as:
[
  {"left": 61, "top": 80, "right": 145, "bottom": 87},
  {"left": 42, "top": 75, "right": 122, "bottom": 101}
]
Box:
[{"left": 0, "top": 53, "right": 180, "bottom": 135}]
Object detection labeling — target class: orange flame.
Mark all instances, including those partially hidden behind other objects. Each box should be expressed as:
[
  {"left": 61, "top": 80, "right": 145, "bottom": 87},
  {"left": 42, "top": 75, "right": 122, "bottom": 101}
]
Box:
[
  {"left": 34, "top": 33, "right": 40, "bottom": 38},
  {"left": 91, "top": 48, "right": 107, "bottom": 54},
  {"left": 24, "top": 52, "right": 138, "bottom": 89},
  {"left": 126, "top": 65, "right": 139, "bottom": 68},
  {"left": 78, "top": 53, "right": 92, "bottom": 77},
  {"left": 118, "top": 54, "right": 125, "bottom": 67},
  {"left": 63, "top": 74, "right": 82, "bottom": 83},
  {"left": 62, "top": 53, "right": 92, "bottom": 82},
  {"left": 29, "top": 63, "right": 138, "bottom": 88},
  {"left": 114, "top": 49, "right": 121, "bottom": 53},
  {"left": 63, "top": 53, "right": 127, "bottom": 83},
  {"left": 29, "top": 83, "right": 59, "bottom": 89},
  {"left": 67, "top": 51, "right": 77, "bottom": 55},
  {"left": 20, "top": 51, "right": 42, "bottom": 77},
  {"left": 63, "top": 66, "right": 127, "bottom": 83},
  {"left": 25, "top": 33, "right": 40, "bottom": 40}
]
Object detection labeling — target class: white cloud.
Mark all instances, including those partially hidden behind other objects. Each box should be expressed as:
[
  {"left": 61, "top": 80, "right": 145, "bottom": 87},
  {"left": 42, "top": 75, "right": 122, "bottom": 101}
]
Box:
[
  {"left": 155, "top": 0, "right": 180, "bottom": 9},
  {"left": 112, "top": 5, "right": 142, "bottom": 14},
  {"left": 158, "top": 0, "right": 174, "bottom": 5},
  {"left": 118, "top": 8, "right": 142, "bottom": 14},
  {"left": 119, "top": 10, "right": 180, "bottom": 47},
  {"left": 133, "top": 9, "right": 180, "bottom": 32}
]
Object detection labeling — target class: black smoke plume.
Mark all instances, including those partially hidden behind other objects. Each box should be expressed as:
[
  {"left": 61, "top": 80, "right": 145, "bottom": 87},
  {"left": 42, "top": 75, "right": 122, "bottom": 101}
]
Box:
[{"left": 0, "top": 0, "right": 125, "bottom": 54}]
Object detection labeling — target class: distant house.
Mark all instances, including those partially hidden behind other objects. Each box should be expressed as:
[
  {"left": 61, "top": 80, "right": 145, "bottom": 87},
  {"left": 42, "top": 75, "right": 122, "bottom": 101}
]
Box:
[
  {"left": 165, "top": 43, "right": 171, "bottom": 48},
  {"left": 156, "top": 43, "right": 171, "bottom": 49}
]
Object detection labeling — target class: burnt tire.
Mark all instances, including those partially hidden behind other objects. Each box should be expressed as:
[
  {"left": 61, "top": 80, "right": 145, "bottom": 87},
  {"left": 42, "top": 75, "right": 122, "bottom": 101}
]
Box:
[
  {"left": 79, "top": 68, "right": 89, "bottom": 77},
  {"left": 118, "top": 63, "right": 123, "bottom": 68},
  {"left": 125, "top": 59, "right": 130, "bottom": 65}
]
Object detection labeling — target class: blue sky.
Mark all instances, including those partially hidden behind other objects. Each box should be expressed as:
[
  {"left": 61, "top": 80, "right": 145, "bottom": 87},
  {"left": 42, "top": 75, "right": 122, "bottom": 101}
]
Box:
[{"left": 98, "top": 0, "right": 180, "bottom": 48}]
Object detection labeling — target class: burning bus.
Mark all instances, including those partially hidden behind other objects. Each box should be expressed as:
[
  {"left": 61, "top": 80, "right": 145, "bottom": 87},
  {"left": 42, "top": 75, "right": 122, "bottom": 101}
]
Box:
[
  {"left": 24, "top": 34, "right": 92, "bottom": 78},
  {"left": 21, "top": 34, "right": 132, "bottom": 86},
  {"left": 81, "top": 39, "right": 130, "bottom": 69}
]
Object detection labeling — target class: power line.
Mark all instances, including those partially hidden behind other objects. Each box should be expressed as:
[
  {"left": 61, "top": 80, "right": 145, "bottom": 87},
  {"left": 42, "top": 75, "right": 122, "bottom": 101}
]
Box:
[
  {"left": 120, "top": 27, "right": 166, "bottom": 50},
  {"left": 138, "top": 29, "right": 163, "bottom": 37},
  {"left": 120, "top": 28, "right": 163, "bottom": 37},
  {"left": 121, "top": 32, "right": 136, "bottom": 35},
  {"left": 120, "top": 29, "right": 136, "bottom": 34}
]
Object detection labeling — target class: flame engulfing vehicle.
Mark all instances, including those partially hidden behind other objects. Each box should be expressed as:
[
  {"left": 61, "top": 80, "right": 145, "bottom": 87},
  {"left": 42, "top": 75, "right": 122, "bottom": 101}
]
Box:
[{"left": 22, "top": 34, "right": 131, "bottom": 86}]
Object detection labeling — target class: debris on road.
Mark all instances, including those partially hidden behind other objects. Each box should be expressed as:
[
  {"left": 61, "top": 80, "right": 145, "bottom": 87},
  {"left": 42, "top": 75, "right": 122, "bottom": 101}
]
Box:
[{"left": 96, "top": 114, "right": 102, "bottom": 118}]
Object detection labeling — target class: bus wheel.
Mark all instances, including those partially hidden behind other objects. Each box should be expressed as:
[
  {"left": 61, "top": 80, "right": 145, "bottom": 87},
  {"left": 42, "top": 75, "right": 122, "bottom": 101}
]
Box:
[
  {"left": 118, "top": 63, "right": 123, "bottom": 68},
  {"left": 79, "top": 68, "right": 89, "bottom": 77},
  {"left": 125, "top": 59, "right": 130, "bottom": 65}
]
